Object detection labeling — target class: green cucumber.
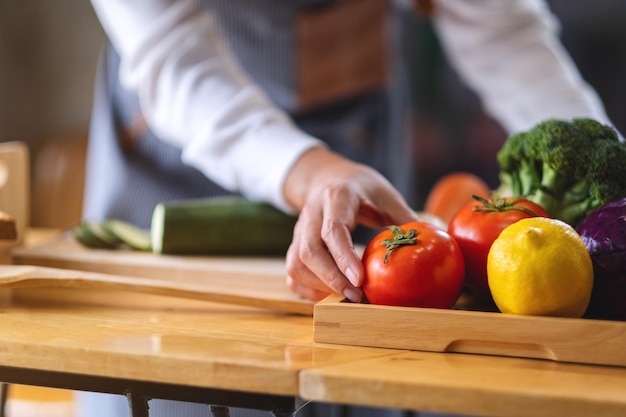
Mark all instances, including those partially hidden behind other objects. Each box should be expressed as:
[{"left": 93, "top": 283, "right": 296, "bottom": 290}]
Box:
[
  {"left": 150, "top": 196, "right": 297, "bottom": 256},
  {"left": 101, "top": 220, "right": 152, "bottom": 251}
]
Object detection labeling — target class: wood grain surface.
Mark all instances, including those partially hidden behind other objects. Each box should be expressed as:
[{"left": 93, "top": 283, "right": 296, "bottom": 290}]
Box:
[
  {"left": 0, "top": 292, "right": 392, "bottom": 398},
  {"left": 314, "top": 293, "right": 626, "bottom": 367},
  {"left": 11, "top": 232, "right": 314, "bottom": 315},
  {"left": 300, "top": 348, "right": 626, "bottom": 417}
]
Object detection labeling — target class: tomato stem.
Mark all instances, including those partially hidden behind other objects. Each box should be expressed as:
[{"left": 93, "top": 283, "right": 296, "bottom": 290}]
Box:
[
  {"left": 381, "top": 225, "right": 418, "bottom": 264},
  {"left": 471, "top": 194, "right": 540, "bottom": 217}
]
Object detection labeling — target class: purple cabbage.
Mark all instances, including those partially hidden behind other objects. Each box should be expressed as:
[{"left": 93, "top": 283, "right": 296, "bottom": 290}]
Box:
[{"left": 575, "top": 198, "right": 626, "bottom": 320}]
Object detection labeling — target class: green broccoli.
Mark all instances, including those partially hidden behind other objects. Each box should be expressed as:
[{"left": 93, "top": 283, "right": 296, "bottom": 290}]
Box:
[{"left": 496, "top": 118, "right": 626, "bottom": 227}]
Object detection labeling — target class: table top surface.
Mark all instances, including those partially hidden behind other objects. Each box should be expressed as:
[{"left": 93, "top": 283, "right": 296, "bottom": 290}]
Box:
[
  {"left": 0, "top": 289, "right": 394, "bottom": 397},
  {"left": 1, "top": 229, "right": 626, "bottom": 417},
  {"left": 300, "top": 347, "right": 626, "bottom": 417}
]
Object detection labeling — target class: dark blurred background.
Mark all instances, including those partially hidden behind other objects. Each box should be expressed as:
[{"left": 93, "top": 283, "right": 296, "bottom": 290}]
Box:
[
  {"left": 0, "top": 0, "right": 624, "bottom": 226},
  {"left": 408, "top": 0, "right": 626, "bottom": 206}
]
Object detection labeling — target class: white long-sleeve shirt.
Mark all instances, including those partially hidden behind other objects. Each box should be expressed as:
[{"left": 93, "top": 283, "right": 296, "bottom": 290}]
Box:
[{"left": 89, "top": 0, "right": 612, "bottom": 213}]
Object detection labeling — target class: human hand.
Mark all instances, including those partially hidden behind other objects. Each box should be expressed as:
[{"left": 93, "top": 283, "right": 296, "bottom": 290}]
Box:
[{"left": 283, "top": 147, "right": 419, "bottom": 302}]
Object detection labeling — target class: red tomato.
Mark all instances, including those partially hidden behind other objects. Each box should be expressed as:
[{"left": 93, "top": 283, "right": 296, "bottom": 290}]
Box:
[
  {"left": 448, "top": 195, "right": 549, "bottom": 293},
  {"left": 362, "top": 221, "right": 465, "bottom": 309}
]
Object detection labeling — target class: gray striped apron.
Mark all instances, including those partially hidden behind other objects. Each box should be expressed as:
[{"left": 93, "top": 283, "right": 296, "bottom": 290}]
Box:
[{"left": 82, "top": 0, "right": 416, "bottom": 229}]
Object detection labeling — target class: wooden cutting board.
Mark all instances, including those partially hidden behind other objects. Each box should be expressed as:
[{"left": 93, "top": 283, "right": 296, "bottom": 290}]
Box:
[{"left": 10, "top": 231, "right": 314, "bottom": 315}]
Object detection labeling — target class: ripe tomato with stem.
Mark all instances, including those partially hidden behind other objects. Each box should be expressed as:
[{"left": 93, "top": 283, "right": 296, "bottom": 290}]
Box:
[{"left": 362, "top": 221, "right": 465, "bottom": 309}]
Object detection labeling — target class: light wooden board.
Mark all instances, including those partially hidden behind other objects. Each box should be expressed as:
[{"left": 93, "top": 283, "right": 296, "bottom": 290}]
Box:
[
  {"left": 10, "top": 232, "right": 314, "bottom": 315},
  {"left": 314, "top": 293, "right": 626, "bottom": 367}
]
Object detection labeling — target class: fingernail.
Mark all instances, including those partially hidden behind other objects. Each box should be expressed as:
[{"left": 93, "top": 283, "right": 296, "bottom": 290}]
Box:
[
  {"left": 345, "top": 267, "right": 359, "bottom": 287},
  {"left": 343, "top": 287, "right": 363, "bottom": 303}
]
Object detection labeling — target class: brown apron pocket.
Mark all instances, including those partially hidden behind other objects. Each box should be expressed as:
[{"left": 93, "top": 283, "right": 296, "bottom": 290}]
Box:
[{"left": 296, "top": 0, "right": 390, "bottom": 110}]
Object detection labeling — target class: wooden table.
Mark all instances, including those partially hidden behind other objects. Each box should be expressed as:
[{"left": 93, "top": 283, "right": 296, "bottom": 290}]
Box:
[
  {"left": 2, "top": 229, "right": 626, "bottom": 417},
  {"left": 4, "top": 286, "right": 626, "bottom": 417},
  {"left": 0, "top": 288, "right": 395, "bottom": 417},
  {"left": 1, "top": 229, "right": 396, "bottom": 416}
]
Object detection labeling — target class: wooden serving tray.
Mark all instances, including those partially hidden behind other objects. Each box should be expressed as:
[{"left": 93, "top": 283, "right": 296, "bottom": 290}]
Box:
[{"left": 314, "top": 293, "right": 626, "bottom": 367}]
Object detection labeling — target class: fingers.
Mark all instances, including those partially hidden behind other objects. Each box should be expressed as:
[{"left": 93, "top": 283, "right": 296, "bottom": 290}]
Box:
[
  {"left": 319, "top": 184, "right": 366, "bottom": 287},
  {"left": 286, "top": 205, "right": 364, "bottom": 302}
]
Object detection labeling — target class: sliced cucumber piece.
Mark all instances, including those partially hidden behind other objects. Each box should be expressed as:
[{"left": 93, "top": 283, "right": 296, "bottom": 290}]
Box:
[
  {"left": 73, "top": 221, "right": 120, "bottom": 249},
  {"left": 101, "top": 220, "right": 151, "bottom": 251}
]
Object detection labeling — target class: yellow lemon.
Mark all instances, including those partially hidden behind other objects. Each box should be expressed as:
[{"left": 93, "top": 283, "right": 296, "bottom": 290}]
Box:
[{"left": 487, "top": 217, "right": 593, "bottom": 318}]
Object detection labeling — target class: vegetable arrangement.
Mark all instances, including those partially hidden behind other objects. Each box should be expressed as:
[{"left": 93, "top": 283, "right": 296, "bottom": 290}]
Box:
[
  {"left": 73, "top": 117, "right": 626, "bottom": 320},
  {"left": 363, "top": 118, "right": 626, "bottom": 321}
]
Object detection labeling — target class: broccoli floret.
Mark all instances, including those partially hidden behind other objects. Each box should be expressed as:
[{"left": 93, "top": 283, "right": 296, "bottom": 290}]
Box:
[{"left": 496, "top": 118, "right": 626, "bottom": 226}]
